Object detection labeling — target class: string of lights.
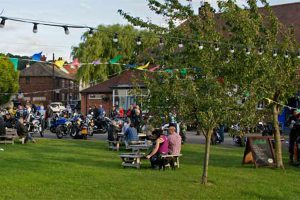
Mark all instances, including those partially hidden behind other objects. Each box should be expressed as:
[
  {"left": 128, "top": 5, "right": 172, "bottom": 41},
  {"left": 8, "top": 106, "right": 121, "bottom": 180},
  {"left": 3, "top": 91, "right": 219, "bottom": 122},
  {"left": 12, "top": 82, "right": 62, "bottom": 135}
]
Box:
[{"left": 1, "top": 15, "right": 300, "bottom": 58}]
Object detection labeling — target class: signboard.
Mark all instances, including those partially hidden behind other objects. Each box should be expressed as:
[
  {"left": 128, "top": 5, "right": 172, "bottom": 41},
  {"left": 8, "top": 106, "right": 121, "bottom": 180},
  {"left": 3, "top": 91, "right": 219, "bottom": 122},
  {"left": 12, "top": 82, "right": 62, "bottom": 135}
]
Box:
[{"left": 243, "top": 136, "right": 276, "bottom": 167}]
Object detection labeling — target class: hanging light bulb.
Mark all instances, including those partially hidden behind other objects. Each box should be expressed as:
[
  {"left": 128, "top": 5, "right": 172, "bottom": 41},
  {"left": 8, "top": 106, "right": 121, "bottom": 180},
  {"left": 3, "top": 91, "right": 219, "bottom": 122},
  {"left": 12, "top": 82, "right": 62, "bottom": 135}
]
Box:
[
  {"left": 159, "top": 37, "right": 164, "bottom": 46},
  {"left": 0, "top": 17, "right": 6, "bottom": 28},
  {"left": 214, "top": 43, "right": 219, "bottom": 51},
  {"left": 88, "top": 28, "right": 94, "bottom": 35},
  {"left": 113, "top": 33, "right": 118, "bottom": 43},
  {"left": 198, "top": 42, "right": 203, "bottom": 50},
  {"left": 178, "top": 40, "right": 184, "bottom": 48},
  {"left": 258, "top": 47, "right": 263, "bottom": 55},
  {"left": 273, "top": 49, "right": 277, "bottom": 57},
  {"left": 284, "top": 50, "right": 289, "bottom": 58},
  {"left": 245, "top": 47, "right": 251, "bottom": 55},
  {"left": 229, "top": 46, "right": 234, "bottom": 53},
  {"left": 136, "top": 36, "right": 142, "bottom": 46},
  {"left": 63, "top": 26, "right": 69, "bottom": 35},
  {"left": 33, "top": 23, "right": 38, "bottom": 33}
]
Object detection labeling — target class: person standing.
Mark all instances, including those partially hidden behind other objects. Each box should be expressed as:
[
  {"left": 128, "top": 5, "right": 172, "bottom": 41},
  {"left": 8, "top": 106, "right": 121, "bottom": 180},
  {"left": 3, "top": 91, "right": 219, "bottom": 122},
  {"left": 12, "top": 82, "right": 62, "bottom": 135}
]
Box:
[
  {"left": 167, "top": 126, "right": 182, "bottom": 155},
  {"left": 98, "top": 105, "right": 106, "bottom": 119},
  {"left": 119, "top": 107, "right": 124, "bottom": 118},
  {"left": 110, "top": 105, "right": 118, "bottom": 119}
]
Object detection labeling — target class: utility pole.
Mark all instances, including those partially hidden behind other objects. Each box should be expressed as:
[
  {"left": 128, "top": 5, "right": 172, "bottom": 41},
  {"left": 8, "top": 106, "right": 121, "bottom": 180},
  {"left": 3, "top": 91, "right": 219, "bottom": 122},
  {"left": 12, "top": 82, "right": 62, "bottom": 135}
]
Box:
[{"left": 52, "top": 53, "right": 55, "bottom": 102}]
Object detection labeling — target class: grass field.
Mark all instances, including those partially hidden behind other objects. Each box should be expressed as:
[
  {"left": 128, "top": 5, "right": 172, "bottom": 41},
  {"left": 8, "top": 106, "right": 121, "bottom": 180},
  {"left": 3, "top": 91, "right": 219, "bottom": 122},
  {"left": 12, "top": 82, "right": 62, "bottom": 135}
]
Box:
[{"left": 0, "top": 139, "right": 299, "bottom": 200}]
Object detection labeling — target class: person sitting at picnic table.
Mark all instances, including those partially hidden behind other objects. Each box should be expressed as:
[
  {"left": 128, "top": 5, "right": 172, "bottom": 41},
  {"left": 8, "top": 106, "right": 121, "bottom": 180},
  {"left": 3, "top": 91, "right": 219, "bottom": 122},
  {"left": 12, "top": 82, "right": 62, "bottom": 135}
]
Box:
[
  {"left": 3, "top": 112, "right": 15, "bottom": 128},
  {"left": 146, "top": 129, "right": 169, "bottom": 169},
  {"left": 167, "top": 126, "right": 182, "bottom": 155},
  {"left": 15, "top": 117, "right": 36, "bottom": 144},
  {"left": 0, "top": 116, "right": 6, "bottom": 140},
  {"left": 124, "top": 123, "right": 139, "bottom": 144},
  {"left": 107, "top": 121, "right": 119, "bottom": 141}
]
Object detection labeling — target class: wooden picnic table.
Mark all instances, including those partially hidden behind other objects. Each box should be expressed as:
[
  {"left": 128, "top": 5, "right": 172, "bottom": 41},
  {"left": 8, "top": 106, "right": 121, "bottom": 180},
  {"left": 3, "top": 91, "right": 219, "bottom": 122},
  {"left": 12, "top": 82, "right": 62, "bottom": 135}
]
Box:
[
  {"left": 129, "top": 144, "right": 151, "bottom": 154},
  {"left": 0, "top": 128, "right": 17, "bottom": 145},
  {"left": 119, "top": 153, "right": 146, "bottom": 169}
]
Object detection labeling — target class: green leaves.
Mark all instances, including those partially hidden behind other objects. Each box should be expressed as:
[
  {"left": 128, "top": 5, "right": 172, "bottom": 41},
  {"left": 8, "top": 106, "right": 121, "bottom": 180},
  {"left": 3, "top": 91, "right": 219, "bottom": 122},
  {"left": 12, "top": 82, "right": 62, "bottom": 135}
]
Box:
[{"left": 0, "top": 57, "right": 19, "bottom": 105}]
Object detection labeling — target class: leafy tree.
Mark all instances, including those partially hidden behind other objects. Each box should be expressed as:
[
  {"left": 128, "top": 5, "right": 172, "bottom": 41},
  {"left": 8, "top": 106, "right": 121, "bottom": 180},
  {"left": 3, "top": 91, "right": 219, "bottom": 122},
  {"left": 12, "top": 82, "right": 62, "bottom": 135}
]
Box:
[
  {"left": 120, "top": 0, "right": 299, "bottom": 184},
  {"left": 72, "top": 24, "right": 157, "bottom": 84},
  {"left": 0, "top": 55, "right": 19, "bottom": 106}
]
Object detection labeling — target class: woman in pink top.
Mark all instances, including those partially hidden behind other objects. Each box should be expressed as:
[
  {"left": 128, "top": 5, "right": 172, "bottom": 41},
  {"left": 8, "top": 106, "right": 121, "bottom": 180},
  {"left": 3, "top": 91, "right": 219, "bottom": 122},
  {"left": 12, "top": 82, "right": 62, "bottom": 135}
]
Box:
[{"left": 146, "top": 129, "right": 168, "bottom": 169}]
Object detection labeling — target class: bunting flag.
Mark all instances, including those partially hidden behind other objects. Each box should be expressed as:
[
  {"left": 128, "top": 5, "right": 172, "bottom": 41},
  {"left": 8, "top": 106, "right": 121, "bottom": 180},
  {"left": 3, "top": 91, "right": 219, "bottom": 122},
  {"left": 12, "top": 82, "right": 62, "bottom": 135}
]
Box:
[
  {"left": 71, "top": 58, "right": 80, "bottom": 67},
  {"left": 149, "top": 66, "right": 160, "bottom": 72},
  {"left": 164, "top": 69, "right": 173, "bottom": 73},
  {"left": 180, "top": 68, "right": 187, "bottom": 76},
  {"left": 109, "top": 55, "right": 122, "bottom": 64},
  {"left": 31, "top": 52, "right": 42, "bottom": 61},
  {"left": 92, "top": 59, "right": 101, "bottom": 65},
  {"left": 125, "top": 64, "right": 137, "bottom": 69},
  {"left": 8, "top": 58, "right": 19, "bottom": 71},
  {"left": 137, "top": 62, "right": 150, "bottom": 70},
  {"left": 55, "top": 60, "right": 65, "bottom": 68}
]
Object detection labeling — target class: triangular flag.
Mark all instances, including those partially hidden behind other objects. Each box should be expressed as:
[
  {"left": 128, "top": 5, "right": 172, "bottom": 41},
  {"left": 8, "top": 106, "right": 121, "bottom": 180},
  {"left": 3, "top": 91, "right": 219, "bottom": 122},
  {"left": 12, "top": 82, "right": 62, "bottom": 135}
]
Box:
[
  {"left": 9, "top": 58, "right": 19, "bottom": 71},
  {"left": 109, "top": 55, "right": 122, "bottom": 64},
  {"left": 137, "top": 62, "right": 150, "bottom": 70},
  {"left": 31, "top": 52, "right": 42, "bottom": 61},
  {"left": 71, "top": 58, "right": 80, "bottom": 67},
  {"left": 180, "top": 68, "right": 187, "bottom": 76},
  {"left": 92, "top": 59, "right": 101, "bottom": 65},
  {"left": 125, "top": 64, "right": 137, "bottom": 69},
  {"left": 149, "top": 66, "right": 160, "bottom": 72},
  {"left": 55, "top": 60, "right": 65, "bottom": 68},
  {"left": 165, "top": 69, "right": 173, "bottom": 73}
]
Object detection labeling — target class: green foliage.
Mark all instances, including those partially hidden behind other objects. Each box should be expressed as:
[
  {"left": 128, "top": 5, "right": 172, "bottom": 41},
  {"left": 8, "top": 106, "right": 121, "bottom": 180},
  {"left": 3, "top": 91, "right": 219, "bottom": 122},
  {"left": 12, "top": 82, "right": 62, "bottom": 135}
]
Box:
[
  {"left": 0, "top": 56, "right": 19, "bottom": 105},
  {"left": 72, "top": 24, "right": 157, "bottom": 84}
]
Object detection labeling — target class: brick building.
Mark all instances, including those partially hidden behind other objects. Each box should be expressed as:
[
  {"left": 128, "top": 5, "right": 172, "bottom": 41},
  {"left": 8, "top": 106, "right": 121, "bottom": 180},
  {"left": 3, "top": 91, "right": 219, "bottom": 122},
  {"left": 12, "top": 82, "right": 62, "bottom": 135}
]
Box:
[
  {"left": 80, "top": 70, "right": 147, "bottom": 115},
  {"left": 19, "top": 62, "right": 79, "bottom": 106}
]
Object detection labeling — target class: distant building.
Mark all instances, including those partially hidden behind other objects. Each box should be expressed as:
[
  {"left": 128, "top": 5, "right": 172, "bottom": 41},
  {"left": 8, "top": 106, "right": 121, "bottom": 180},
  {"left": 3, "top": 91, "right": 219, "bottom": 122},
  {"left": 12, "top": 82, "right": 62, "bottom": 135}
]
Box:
[
  {"left": 19, "top": 62, "right": 79, "bottom": 106},
  {"left": 80, "top": 70, "right": 147, "bottom": 115}
]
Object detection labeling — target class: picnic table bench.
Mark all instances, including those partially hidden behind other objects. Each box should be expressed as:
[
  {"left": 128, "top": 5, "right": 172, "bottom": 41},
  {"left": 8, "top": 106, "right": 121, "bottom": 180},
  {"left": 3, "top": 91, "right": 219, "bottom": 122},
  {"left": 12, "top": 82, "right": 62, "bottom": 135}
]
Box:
[
  {"left": 119, "top": 153, "right": 145, "bottom": 169},
  {"left": 160, "top": 154, "right": 183, "bottom": 168},
  {"left": 0, "top": 129, "right": 17, "bottom": 145}
]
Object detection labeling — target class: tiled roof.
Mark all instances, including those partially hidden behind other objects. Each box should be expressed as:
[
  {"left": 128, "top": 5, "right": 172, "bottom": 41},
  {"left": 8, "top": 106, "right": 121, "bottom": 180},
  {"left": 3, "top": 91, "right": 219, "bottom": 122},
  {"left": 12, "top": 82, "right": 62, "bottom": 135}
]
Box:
[
  {"left": 80, "top": 70, "right": 146, "bottom": 93},
  {"left": 20, "top": 62, "right": 74, "bottom": 80}
]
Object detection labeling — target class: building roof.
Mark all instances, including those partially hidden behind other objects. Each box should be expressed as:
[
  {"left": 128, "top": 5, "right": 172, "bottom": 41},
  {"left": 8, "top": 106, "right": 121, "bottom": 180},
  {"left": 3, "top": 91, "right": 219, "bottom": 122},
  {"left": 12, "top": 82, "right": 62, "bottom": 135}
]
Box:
[
  {"left": 20, "top": 62, "right": 74, "bottom": 80},
  {"left": 80, "top": 70, "right": 146, "bottom": 93},
  {"left": 264, "top": 2, "right": 300, "bottom": 42}
]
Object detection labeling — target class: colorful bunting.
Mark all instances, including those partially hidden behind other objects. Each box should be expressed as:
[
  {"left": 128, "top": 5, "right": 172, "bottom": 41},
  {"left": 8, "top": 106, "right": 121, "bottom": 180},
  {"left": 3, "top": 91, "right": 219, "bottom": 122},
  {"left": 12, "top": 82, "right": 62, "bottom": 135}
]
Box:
[
  {"left": 92, "top": 59, "right": 101, "bottom": 65},
  {"left": 165, "top": 69, "right": 173, "bottom": 73},
  {"left": 180, "top": 69, "right": 187, "bottom": 76},
  {"left": 71, "top": 58, "right": 80, "bottom": 67},
  {"left": 149, "top": 66, "right": 160, "bottom": 72},
  {"left": 109, "top": 55, "right": 122, "bottom": 64},
  {"left": 137, "top": 62, "right": 150, "bottom": 70},
  {"left": 8, "top": 58, "right": 18, "bottom": 71},
  {"left": 31, "top": 52, "right": 42, "bottom": 61},
  {"left": 55, "top": 60, "right": 65, "bottom": 68},
  {"left": 125, "top": 64, "right": 137, "bottom": 69}
]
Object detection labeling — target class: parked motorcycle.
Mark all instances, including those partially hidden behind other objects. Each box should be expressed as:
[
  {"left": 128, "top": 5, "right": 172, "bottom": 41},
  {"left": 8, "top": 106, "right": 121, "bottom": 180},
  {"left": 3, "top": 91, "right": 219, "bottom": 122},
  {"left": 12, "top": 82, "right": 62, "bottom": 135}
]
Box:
[
  {"left": 87, "top": 116, "right": 111, "bottom": 135},
  {"left": 69, "top": 115, "right": 88, "bottom": 140},
  {"left": 25, "top": 112, "right": 44, "bottom": 137}
]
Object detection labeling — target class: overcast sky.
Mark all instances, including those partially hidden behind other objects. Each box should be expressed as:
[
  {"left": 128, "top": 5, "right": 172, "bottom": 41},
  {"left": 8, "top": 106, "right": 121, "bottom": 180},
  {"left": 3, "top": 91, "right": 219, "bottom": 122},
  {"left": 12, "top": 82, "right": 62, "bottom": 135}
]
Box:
[{"left": 0, "top": 0, "right": 298, "bottom": 61}]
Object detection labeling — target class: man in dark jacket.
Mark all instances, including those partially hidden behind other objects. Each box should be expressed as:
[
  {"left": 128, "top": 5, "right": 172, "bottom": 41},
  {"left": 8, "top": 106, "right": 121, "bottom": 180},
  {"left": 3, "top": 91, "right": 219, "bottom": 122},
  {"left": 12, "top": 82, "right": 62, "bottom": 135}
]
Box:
[
  {"left": 0, "top": 116, "right": 6, "bottom": 137},
  {"left": 15, "top": 117, "right": 36, "bottom": 144}
]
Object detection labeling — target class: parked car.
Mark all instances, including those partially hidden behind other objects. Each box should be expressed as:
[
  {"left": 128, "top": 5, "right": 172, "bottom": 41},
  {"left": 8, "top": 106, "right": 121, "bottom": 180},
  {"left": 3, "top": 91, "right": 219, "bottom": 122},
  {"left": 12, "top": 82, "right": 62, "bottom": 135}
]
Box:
[{"left": 48, "top": 102, "right": 65, "bottom": 113}]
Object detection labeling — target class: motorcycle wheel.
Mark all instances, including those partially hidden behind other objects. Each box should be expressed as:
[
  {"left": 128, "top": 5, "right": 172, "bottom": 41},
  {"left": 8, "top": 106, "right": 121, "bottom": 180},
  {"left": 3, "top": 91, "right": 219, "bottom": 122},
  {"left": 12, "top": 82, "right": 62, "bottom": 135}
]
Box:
[
  {"left": 70, "top": 127, "right": 77, "bottom": 138},
  {"left": 56, "top": 126, "right": 64, "bottom": 139},
  {"left": 50, "top": 127, "right": 56, "bottom": 133}
]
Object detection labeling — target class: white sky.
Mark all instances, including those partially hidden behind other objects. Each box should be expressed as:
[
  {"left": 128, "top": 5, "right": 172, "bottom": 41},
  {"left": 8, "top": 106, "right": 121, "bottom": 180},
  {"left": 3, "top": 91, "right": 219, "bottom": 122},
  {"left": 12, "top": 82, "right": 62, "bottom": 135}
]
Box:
[{"left": 0, "top": 0, "right": 298, "bottom": 61}]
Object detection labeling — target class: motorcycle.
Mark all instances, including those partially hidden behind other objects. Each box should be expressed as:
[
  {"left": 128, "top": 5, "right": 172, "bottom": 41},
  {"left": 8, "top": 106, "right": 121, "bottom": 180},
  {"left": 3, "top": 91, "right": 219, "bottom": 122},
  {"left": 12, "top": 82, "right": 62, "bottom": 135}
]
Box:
[
  {"left": 211, "top": 127, "right": 223, "bottom": 145},
  {"left": 87, "top": 116, "right": 111, "bottom": 135},
  {"left": 69, "top": 115, "right": 88, "bottom": 140},
  {"left": 25, "top": 112, "right": 44, "bottom": 137},
  {"left": 55, "top": 119, "right": 72, "bottom": 139}
]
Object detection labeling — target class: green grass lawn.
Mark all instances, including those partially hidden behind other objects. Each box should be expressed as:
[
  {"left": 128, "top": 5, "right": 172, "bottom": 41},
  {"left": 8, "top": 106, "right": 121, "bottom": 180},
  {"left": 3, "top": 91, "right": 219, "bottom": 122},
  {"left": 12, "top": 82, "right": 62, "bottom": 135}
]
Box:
[{"left": 0, "top": 139, "right": 299, "bottom": 200}]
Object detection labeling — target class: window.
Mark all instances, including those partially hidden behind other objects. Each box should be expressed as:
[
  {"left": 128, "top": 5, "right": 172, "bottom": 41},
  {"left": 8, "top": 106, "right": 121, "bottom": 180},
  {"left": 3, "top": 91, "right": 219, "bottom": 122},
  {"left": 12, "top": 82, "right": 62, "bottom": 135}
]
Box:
[
  {"left": 61, "top": 79, "right": 65, "bottom": 88},
  {"left": 26, "top": 76, "right": 30, "bottom": 84},
  {"left": 89, "top": 94, "right": 104, "bottom": 99},
  {"left": 113, "top": 89, "right": 147, "bottom": 110}
]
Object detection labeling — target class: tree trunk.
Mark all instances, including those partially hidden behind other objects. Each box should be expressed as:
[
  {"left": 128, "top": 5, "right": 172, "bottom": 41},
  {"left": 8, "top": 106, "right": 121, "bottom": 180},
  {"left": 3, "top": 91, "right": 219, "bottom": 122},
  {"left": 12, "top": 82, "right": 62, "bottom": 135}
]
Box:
[
  {"left": 201, "top": 128, "right": 213, "bottom": 184},
  {"left": 272, "top": 104, "right": 284, "bottom": 169}
]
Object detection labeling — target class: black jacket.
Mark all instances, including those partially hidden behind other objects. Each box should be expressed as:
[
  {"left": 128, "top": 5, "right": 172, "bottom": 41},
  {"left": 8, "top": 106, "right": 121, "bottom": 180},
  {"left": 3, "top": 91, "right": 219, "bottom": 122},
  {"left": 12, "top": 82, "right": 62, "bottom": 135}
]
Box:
[
  {"left": 0, "top": 117, "right": 6, "bottom": 136},
  {"left": 15, "top": 121, "right": 28, "bottom": 137}
]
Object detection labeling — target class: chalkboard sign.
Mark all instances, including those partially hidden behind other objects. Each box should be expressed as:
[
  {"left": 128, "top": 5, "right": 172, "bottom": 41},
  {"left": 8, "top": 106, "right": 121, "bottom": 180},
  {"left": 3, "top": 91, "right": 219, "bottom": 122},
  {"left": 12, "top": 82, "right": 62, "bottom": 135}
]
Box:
[{"left": 243, "top": 136, "right": 276, "bottom": 167}]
